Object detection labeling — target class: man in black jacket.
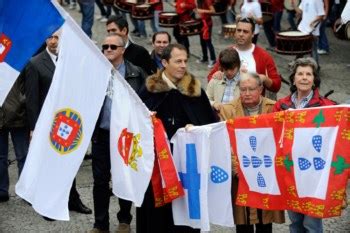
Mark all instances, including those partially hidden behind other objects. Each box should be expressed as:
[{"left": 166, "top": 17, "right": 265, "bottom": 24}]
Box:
[
  {"left": 106, "top": 15, "right": 157, "bottom": 76},
  {"left": 89, "top": 34, "right": 147, "bottom": 233},
  {"left": 24, "top": 31, "right": 92, "bottom": 217},
  {"left": 137, "top": 44, "right": 217, "bottom": 233},
  {"left": 0, "top": 74, "right": 29, "bottom": 203},
  {"left": 150, "top": 31, "right": 171, "bottom": 70}
]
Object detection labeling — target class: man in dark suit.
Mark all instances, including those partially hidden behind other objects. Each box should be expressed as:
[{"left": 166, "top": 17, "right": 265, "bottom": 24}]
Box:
[
  {"left": 99, "top": 15, "right": 156, "bottom": 233},
  {"left": 106, "top": 15, "right": 157, "bottom": 76},
  {"left": 24, "top": 30, "right": 92, "bottom": 217},
  {"left": 89, "top": 34, "right": 147, "bottom": 233}
]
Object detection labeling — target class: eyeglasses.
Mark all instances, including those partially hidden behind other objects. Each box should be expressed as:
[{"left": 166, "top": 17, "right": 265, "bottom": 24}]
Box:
[
  {"left": 239, "top": 86, "right": 260, "bottom": 93},
  {"left": 102, "top": 44, "right": 123, "bottom": 50}
]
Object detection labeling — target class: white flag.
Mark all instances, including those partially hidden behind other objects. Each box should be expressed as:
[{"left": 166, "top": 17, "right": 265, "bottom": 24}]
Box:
[
  {"left": 15, "top": 13, "right": 111, "bottom": 220},
  {"left": 292, "top": 127, "right": 338, "bottom": 199},
  {"left": 171, "top": 122, "right": 233, "bottom": 231},
  {"left": 235, "top": 128, "right": 281, "bottom": 195},
  {"left": 109, "top": 71, "right": 154, "bottom": 207}
]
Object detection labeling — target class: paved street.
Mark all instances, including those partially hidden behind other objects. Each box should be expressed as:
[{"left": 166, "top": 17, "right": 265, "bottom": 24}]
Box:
[{"left": 1, "top": 2, "right": 350, "bottom": 232}]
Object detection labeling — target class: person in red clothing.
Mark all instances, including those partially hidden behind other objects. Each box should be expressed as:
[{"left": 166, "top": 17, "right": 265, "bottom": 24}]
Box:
[
  {"left": 172, "top": 0, "right": 196, "bottom": 54},
  {"left": 273, "top": 57, "right": 335, "bottom": 233},
  {"left": 207, "top": 17, "right": 281, "bottom": 98},
  {"left": 273, "top": 57, "right": 335, "bottom": 111},
  {"left": 196, "top": 0, "right": 217, "bottom": 68}
]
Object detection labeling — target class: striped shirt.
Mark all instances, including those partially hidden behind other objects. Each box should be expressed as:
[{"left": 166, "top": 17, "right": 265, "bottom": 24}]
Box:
[
  {"left": 221, "top": 74, "right": 240, "bottom": 104},
  {"left": 291, "top": 90, "right": 314, "bottom": 109}
]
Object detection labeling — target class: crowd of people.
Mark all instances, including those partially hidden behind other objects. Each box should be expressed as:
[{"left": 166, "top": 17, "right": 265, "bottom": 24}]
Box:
[{"left": 1, "top": 0, "right": 349, "bottom": 233}]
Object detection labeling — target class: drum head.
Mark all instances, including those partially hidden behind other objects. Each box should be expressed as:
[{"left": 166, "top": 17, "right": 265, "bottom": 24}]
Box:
[
  {"left": 223, "top": 24, "right": 236, "bottom": 29},
  {"left": 136, "top": 4, "right": 150, "bottom": 8},
  {"left": 161, "top": 12, "right": 177, "bottom": 16},
  {"left": 278, "top": 31, "right": 309, "bottom": 37}
]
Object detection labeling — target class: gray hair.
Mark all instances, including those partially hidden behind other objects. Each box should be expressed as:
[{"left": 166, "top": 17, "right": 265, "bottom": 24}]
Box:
[
  {"left": 289, "top": 57, "right": 320, "bottom": 93},
  {"left": 237, "top": 72, "right": 263, "bottom": 87},
  {"left": 105, "top": 33, "right": 126, "bottom": 47}
]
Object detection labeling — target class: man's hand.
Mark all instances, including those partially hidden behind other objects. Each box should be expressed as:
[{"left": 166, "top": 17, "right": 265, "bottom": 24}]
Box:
[
  {"left": 185, "top": 124, "right": 194, "bottom": 131},
  {"left": 212, "top": 102, "right": 222, "bottom": 111}
]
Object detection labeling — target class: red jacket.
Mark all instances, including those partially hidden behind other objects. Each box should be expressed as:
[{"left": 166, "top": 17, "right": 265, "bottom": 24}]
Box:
[
  {"left": 149, "top": 0, "right": 163, "bottom": 11},
  {"left": 175, "top": 0, "right": 196, "bottom": 22},
  {"left": 272, "top": 89, "right": 336, "bottom": 112},
  {"left": 207, "top": 45, "right": 281, "bottom": 93}
]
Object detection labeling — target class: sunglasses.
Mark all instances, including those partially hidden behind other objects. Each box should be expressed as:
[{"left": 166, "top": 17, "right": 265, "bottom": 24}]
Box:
[
  {"left": 102, "top": 44, "right": 123, "bottom": 50},
  {"left": 238, "top": 17, "right": 256, "bottom": 25}
]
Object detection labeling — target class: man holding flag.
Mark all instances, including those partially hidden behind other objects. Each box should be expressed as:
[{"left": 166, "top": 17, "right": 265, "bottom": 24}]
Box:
[
  {"left": 89, "top": 33, "right": 147, "bottom": 233},
  {"left": 137, "top": 43, "right": 217, "bottom": 233},
  {"left": 24, "top": 30, "right": 92, "bottom": 217}
]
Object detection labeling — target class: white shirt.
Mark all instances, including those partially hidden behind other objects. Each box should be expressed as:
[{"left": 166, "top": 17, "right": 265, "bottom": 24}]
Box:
[
  {"left": 298, "top": 0, "right": 325, "bottom": 36},
  {"left": 341, "top": 0, "right": 350, "bottom": 24},
  {"left": 240, "top": 1, "right": 262, "bottom": 35},
  {"left": 46, "top": 47, "right": 58, "bottom": 65},
  {"left": 236, "top": 44, "right": 257, "bottom": 73}
]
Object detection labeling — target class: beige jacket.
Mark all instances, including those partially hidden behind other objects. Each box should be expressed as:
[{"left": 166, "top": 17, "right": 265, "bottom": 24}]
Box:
[
  {"left": 219, "top": 97, "right": 285, "bottom": 225},
  {"left": 206, "top": 77, "right": 240, "bottom": 106}
]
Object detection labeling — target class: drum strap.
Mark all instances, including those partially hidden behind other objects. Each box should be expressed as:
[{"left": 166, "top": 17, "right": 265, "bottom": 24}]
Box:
[{"left": 151, "top": 117, "right": 185, "bottom": 207}]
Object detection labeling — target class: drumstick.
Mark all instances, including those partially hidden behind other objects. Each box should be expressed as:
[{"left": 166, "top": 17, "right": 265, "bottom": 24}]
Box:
[{"left": 335, "top": 23, "right": 343, "bottom": 33}]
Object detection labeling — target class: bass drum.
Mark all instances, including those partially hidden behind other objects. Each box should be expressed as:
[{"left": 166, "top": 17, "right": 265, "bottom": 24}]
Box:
[
  {"left": 114, "top": 0, "right": 138, "bottom": 13},
  {"left": 333, "top": 18, "right": 350, "bottom": 40},
  {"left": 276, "top": 31, "right": 313, "bottom": 55},
  {"left": 179, "top": 20, "right": 203, "bottom": 36},
  {"left": 222, "top": 24, "right": 236, "bottom": 38},
  {"left": 159, "top": 12, "right": 179, "bottom": 27},
  {"left": 131, "top": 4, "right": 154, "bottom": 20},
  {"left": 261, "top": 1, "right": 273, "bottom": 22}
]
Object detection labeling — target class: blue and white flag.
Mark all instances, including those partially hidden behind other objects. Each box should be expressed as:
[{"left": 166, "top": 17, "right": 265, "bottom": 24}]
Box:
[
  {"left": 0, "top": 0, "right": 64, "bottom": 105},
  {"left": 171, "top": 122, "right": 233, "bottom": 231},
  {"left": 16, "top": 5, "right": 111, "bottom": 220}
]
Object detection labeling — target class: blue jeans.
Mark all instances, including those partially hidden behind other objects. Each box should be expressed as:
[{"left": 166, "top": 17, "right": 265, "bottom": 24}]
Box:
[
  {"left": 288, "top": 211, "right": 323, "bottom": 233},
  {"left": 139, "top": 10, "right": 161, "bottom": 35},
  {"left": 226, "top": 8, "right": 236, "bottom": 24},
  {"left": 79, "top": 2, "right": 95, "bottom": 38},
  {"left": 0, "top": 127, "right": 29, "bottom": 197},
  {"left": 318, "top": 21, "right": 329, "bottom": 52}
]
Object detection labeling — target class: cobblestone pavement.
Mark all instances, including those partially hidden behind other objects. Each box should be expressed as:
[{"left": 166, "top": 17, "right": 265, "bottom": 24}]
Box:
[{"left": 1, "top": 2, "right": 350, "bottom": 232}]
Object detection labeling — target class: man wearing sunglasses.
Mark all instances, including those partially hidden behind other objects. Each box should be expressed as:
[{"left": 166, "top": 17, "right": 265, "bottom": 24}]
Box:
[
  {"left": 89, "top": 34, "right": 147, "bottom": 233},
  {"left": 106, "top": 15, "right": 157, "bottom": 76},
  {"left": 24, "top": 31, "right": 92, "bottom": 220},
  {"left": 207, "top": 17, "right": 281, "bottom": 99}
]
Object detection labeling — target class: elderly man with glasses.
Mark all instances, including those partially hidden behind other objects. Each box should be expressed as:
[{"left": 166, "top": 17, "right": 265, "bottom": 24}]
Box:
[
  {"left": 218, "top": 72, "right": 285, "bottom": 233},
  {"left": 89, "top": 33, "right": 147, "bottom": 233},
  {"left": 207, "top": 17, "right": 281, "bottom": 100}
]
